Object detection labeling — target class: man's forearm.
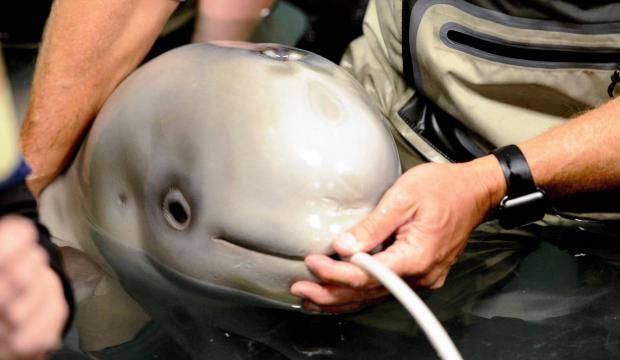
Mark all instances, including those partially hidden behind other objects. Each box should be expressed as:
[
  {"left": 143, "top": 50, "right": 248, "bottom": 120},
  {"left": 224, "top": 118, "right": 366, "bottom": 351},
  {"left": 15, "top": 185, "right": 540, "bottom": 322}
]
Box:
[
  {"left": 20, "top": 0, "right": 178, "bottom": 195},
  {"left": 480, "top": 97, "right": 620, "bottom": 207},
  {"left": 520, "top": 98, "right": 620, "bottom": 197}
]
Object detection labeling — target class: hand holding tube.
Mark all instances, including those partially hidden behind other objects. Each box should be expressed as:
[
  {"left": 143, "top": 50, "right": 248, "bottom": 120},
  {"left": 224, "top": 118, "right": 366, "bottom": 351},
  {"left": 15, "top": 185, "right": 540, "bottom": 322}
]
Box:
[{"left": 291, "top": 156, "right": 506, "bottom": 312}]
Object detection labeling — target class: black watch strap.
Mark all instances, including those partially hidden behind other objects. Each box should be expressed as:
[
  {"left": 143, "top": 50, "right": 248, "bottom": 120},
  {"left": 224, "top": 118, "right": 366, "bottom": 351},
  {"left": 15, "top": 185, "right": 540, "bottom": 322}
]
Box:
[{"left": 492, "top": 145, "right": 547, "bottom": 229}]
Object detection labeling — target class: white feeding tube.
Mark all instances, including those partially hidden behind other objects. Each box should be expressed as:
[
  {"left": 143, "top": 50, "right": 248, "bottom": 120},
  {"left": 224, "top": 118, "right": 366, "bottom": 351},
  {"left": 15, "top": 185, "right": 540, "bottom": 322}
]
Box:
[{"left": 350, "top": 252, "right": 463, "bottom": 360}]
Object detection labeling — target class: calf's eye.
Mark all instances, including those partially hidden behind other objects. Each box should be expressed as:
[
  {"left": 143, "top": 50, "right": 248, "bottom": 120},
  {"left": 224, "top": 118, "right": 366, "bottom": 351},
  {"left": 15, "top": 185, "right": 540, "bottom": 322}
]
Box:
[{"left": 162, "top": 188, "right": 191, "bottom": 230}]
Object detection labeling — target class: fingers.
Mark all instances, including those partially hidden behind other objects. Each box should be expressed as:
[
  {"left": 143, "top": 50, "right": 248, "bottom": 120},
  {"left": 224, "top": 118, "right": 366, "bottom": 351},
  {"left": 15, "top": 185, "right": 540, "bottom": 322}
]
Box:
[
  {"left": 305, "top": 233, "right": 436, "bottom": 290},
  {"left": 293, "top": 253, "right": 394, "bottom": 314},
  {"left": 0, "top": 217, "right": 49, "bottom": 307},
  {"left": 333, "top": 184, "right": 417, "bottom": 257},
  {"left": 2, "top": 278, "right": 45, "bottom": 331},
  {"left": 10, "top": 271, "right": 65, "bottom": 356},
  {"left": 291, "top": 280, "right": 389, "bottom": 306},
  {"left": 291, "top": 280, "right": 389, "bottom": 314},
  {"left": 304, "top": 254, "right": 380, "bottom": 289},
  {"left": 302, "top": 298, "right": 386, "bottom": 314},
  {"left": 2, "top": 270, "right": 66, "bottom": 358},
  {"left": 0, "top": 247, "right": 48, "bottom": 307},
  {"left": 0, "top": 217, "right": 38, "bottom": 267},
  {"left": 0, "top": 217, "right": 67, "bottom": 358},
  {"left": 295, "top": 234, "right": 451, "bottom": 312}
]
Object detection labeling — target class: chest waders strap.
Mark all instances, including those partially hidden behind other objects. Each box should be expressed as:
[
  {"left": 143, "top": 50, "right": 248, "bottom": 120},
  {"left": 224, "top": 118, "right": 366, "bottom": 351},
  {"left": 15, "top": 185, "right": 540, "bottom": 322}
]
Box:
[{"left": 400, "top": 0, "right": 489, "bottom": 163}]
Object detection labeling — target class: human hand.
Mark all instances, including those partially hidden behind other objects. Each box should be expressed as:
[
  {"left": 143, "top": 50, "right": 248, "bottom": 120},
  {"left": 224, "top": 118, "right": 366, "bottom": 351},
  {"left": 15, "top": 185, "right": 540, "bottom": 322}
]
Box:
[
  {"left": 291, "top": 156, "right": 506, "bottom": 313},
  {"left": 0, "top": 216, "right": 68, "bottom": 359}
]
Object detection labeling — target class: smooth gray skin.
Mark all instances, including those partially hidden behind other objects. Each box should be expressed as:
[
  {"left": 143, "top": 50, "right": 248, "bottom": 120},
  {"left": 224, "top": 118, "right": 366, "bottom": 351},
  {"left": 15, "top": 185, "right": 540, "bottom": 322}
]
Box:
[{"left": 43, "top": 42, "right": 401, "bottom": 308}]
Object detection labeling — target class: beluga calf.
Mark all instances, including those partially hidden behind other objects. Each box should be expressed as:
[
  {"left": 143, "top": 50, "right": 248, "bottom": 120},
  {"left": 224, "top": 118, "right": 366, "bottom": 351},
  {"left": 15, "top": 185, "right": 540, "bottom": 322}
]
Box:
[{"left": 39, "top": 42, "right": 401, "bottom": 355}]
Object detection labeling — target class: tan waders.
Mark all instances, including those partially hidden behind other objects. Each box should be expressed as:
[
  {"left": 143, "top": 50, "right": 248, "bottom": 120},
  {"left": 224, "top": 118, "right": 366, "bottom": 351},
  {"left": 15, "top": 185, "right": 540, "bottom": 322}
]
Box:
[{"left": 342, "top": 0, "right": 620, "bottom": 226}]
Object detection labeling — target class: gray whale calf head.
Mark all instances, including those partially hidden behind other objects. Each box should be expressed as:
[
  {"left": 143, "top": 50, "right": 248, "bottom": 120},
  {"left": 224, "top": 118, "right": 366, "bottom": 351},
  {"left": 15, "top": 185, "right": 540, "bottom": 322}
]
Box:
[{"left": 43, "top": 42, "right": 400, "bottom": 319}]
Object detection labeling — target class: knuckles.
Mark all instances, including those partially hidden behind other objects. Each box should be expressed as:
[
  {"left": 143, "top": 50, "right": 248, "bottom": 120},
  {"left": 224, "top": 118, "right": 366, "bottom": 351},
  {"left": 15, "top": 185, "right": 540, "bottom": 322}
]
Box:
[
  {"left": 5, "top": 304, "right": 26, "bottom": 327},
  {"left": 384, "top": 185, "right": 414, "bottom": 212},
  {"left": 2, "top": 248, "right": 50, "bottom": 294},
  {"left": 355, "top": 217, "right": 379, "bottom": 247}
]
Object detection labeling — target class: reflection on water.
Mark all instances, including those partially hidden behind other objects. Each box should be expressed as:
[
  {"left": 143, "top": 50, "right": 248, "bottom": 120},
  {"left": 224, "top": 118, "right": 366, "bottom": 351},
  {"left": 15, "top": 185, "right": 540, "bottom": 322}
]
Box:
[{"left": 54, "top": 221, "right": 620, "bottom": 359}]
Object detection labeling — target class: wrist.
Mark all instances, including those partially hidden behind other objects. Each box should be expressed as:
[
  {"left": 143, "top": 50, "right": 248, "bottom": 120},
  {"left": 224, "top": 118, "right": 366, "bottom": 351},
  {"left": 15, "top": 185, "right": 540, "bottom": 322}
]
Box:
[
  {"left": 464, "top": 155, "right": 507, "bottom": 217},
  {"left": 489, "top": 145, "right": 549, "bottom": 228}
]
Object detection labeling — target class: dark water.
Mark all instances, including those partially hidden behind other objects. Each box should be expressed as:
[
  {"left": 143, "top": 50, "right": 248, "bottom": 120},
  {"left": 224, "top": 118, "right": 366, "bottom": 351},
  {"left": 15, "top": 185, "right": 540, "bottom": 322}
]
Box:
[{"left": 52, "top": 221, "right": 620, "bottom": 359}]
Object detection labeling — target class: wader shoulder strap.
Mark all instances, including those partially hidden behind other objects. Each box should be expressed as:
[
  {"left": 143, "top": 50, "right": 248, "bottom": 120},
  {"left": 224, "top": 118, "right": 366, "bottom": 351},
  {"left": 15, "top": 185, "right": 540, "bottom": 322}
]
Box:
[{"left": 400, "top": 0, "right": 488, "bottom": 162}]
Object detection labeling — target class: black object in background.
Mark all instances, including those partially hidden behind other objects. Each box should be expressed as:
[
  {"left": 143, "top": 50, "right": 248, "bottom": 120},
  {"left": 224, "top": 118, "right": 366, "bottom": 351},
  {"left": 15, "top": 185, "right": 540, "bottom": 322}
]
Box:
[
  {"left": 0, "top": 1, "right": 53, "bottom": 46},
  {"left": 149, "top": 0, "right": 371, "bottom": 63},
  {"left": 290, "top": 0, "right": 369, "bottom": 62}
]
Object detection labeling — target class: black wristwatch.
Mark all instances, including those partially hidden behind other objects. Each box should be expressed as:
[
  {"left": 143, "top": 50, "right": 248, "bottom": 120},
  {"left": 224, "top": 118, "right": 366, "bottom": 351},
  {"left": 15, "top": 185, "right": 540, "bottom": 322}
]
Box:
[{"left": 491, "top": 145, "right": 548, "bottom": 229}]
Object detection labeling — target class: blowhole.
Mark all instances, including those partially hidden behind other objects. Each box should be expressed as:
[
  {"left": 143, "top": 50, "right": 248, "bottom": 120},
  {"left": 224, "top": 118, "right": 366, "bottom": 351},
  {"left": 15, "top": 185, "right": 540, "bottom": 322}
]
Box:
[{"left": 261, "top": 47, "right": 305, "bottom": 62}]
